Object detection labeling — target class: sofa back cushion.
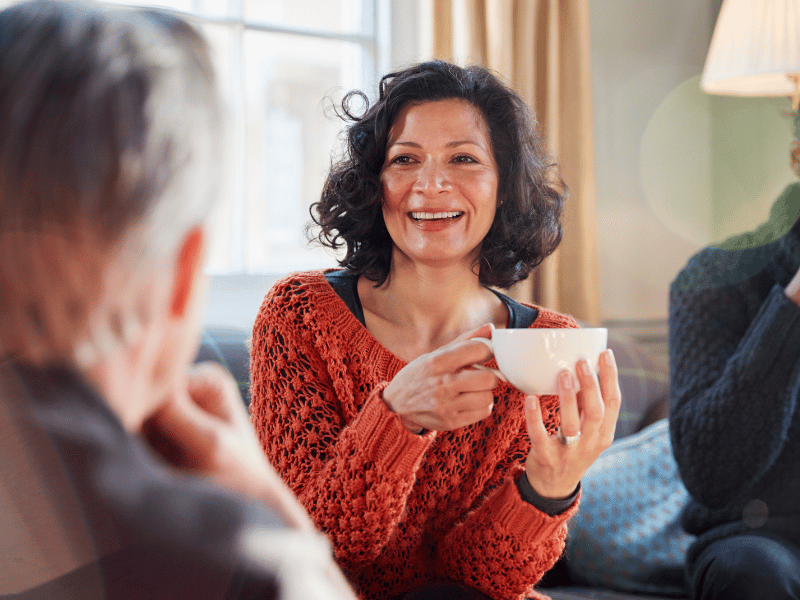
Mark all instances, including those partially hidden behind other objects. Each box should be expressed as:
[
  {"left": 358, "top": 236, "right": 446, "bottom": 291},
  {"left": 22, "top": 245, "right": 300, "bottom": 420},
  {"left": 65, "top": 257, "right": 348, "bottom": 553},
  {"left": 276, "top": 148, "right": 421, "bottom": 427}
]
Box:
[
  {"left": 605, "top": 330, "right": 669, "bottom": 439},
  {"left": 195, "top": 327, "right": 251, "bottom": 405}
]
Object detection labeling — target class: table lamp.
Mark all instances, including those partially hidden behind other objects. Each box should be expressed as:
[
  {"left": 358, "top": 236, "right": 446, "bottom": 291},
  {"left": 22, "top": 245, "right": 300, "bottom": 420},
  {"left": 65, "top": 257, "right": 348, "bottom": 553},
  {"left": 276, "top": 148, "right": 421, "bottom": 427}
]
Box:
[{"left": 700, "top": 0, "right": 800, "bottom": 176}]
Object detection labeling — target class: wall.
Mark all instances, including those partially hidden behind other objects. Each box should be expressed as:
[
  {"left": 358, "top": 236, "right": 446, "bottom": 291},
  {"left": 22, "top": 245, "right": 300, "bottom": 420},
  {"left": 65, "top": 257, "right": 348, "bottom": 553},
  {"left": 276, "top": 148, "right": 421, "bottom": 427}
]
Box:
[
  {"left": 591, "top": 0, "right": 796, "bottom": 329},
  {"left": 590, "top": 0, "right": 715, "bottom": 324},
  {"left": 709, "top": 95, "right": 796, "bottom": 243}
]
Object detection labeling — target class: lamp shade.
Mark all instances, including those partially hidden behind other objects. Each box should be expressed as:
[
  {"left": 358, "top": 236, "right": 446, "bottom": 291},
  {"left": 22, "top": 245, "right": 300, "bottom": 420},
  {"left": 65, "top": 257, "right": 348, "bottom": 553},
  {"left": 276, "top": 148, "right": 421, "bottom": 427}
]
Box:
[{"left": 701, "top": 0, "right": 800, "bottom": 96}]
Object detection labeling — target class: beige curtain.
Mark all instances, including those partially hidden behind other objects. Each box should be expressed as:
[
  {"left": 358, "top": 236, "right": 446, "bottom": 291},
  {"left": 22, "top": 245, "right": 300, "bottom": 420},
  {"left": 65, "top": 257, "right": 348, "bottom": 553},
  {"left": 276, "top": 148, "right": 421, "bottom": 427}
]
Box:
[{"left": 432, "top": 0, "right": 601, "bottom": 324}]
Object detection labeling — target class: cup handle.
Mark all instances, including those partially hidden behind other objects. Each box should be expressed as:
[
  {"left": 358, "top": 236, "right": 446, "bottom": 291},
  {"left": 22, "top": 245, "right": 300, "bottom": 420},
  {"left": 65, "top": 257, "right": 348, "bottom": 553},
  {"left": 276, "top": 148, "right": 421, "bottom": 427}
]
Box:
[{"left": 469, "top": 337, "right": 508, "bottom": 383}]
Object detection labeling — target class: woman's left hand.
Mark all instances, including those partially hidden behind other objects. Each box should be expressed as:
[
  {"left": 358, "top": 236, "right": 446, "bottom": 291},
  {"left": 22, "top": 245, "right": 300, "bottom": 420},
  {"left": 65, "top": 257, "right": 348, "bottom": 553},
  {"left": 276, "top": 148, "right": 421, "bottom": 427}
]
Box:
[{"left": 523, "top": 349, "right": 621, "bottom": 500}]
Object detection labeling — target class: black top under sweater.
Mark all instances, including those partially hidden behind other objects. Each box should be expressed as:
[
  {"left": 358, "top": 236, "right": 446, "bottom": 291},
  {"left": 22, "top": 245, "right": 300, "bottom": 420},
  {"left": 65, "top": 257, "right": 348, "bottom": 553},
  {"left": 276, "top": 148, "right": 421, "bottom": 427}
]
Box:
[{"left": 668, "top": 182, "right": 800, "bottom": 573}]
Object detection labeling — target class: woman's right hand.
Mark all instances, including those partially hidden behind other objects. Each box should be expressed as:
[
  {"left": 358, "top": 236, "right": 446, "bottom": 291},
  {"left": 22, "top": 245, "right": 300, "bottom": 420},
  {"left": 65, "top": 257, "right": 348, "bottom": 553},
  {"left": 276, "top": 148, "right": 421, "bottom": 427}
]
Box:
[{"left": 382, "top": 323, "right": 499, "bottom": 432}]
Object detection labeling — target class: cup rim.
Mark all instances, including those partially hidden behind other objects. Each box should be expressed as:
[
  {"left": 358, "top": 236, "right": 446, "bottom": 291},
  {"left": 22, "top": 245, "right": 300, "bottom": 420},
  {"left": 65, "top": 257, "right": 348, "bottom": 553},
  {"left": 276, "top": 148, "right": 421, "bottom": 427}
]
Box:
[{"left": 492, "top": 327, "right": 607, "bottom": 334}]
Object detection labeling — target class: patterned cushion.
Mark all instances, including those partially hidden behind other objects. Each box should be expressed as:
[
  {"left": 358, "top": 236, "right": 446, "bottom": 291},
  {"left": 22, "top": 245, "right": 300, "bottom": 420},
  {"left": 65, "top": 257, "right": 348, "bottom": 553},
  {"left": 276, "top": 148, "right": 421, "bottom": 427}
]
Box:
[
  {"left": 564, "top": 419, "right": 693, "bottom": 597},
  {"left": 605, "top": 331, "right": 669, "bottom": 439}
]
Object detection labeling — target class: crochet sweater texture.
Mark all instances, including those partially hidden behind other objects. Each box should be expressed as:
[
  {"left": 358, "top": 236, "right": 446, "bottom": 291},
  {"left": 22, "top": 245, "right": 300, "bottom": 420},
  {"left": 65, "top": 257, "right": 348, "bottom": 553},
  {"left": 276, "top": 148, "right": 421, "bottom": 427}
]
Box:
[
  {"left": 250, "top": 271, "right": 579, "bottom": 600},
  {"left": 669, "top": 193, "right": 800, "bottom": 571}
]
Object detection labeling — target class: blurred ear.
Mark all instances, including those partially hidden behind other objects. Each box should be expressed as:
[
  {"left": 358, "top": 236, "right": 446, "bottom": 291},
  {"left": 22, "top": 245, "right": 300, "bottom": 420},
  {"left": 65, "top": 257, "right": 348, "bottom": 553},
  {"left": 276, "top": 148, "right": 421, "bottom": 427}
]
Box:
[{"left": 170, "top": 226, "right": 206, "bottom": 318}]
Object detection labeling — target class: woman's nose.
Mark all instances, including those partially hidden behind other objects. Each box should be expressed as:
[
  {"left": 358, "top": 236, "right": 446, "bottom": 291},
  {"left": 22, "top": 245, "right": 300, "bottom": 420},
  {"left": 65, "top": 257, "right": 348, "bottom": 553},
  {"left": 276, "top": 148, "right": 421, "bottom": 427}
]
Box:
[{"left": 412, "top": 160, "right": 450, "bottom": 195}]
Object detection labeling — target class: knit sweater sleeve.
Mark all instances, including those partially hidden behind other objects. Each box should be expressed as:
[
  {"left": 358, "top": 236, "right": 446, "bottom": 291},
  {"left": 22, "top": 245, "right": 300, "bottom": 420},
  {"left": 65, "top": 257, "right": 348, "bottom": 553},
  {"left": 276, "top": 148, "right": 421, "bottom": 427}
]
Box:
[
  {"left": 434, "top": 307, "right": 580, "bottom": 600},
  {"left": 249, "top": 274, "right": 434, "bottom": 571},
  {"left": 669, "top": 252, "right": 800, "bottom": 509},
  {"left": 436, "top": 469, "right": 578, "bottom": 600}
]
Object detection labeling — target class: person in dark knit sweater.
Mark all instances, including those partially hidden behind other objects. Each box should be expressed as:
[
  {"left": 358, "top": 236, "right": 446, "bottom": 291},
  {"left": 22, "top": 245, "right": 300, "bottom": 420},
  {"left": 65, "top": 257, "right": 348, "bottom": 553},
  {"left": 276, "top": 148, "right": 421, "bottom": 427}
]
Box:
[{"left": 669, "top": 182, "right": 800, "bottom": 600}]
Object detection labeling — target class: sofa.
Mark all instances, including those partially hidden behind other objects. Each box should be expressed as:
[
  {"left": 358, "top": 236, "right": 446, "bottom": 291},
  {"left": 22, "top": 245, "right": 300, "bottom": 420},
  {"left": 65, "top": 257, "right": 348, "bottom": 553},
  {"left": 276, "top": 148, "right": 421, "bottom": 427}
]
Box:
[{"left": 196, "top": 326, "right": 687, "bottom": 600}]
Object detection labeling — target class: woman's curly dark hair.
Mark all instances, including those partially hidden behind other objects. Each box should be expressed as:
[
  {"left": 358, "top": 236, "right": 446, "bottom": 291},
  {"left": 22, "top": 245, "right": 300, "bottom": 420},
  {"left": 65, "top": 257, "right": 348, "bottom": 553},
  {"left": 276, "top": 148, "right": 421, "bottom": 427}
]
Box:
[{"left": 310, "top": 60, "right": 566, "bottom": 289}]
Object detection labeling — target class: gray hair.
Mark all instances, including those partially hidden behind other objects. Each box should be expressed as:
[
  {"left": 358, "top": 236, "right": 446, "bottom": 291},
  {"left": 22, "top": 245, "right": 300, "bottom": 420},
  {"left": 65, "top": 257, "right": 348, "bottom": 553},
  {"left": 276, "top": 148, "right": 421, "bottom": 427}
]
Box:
[{"left": 0, "top": 0, "right": 223, "bottom": 365}]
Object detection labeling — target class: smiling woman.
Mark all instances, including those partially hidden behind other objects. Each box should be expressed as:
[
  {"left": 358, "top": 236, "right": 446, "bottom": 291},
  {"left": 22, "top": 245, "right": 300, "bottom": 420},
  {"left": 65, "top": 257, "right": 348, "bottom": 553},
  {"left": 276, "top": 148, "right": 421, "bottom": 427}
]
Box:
[{"left": 249, "top": 60, "right": 623, "bottom": 600}]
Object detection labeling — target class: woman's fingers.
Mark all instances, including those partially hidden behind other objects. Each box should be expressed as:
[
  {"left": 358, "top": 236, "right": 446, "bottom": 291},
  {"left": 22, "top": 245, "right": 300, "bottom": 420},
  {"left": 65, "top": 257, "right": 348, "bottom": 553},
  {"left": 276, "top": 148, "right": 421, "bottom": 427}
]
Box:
[
  {"left": 445, "top": 394, "right": 495, "bottom": 429},
  {"left": 524, "top": 392, "right": 582, "bottom": 499},
  {"left": 596, "top": 349, "right": 622, "bottom": 443},
  {"left": 524, "top": 396, "right": 550, "bottom": 446},
  {"left": 383, "top": 324, "right": 500, "bottom": 432},
  {"left": 413, "top": 390, "right": 495, "bottom": 430},
  {"left": 524, "top": 349, "right": 623, "bottom": 500},
  {"left": 574, "top": 358, "right": 605, "bottom": 429},
  {"left": 396, "top": 388, "right": 496, "bottom": 432},
  {"left": 448, "top": 366, "right": 498, "bottom": 392},
  {"left": 430, "top": 336, "right": 495, "bottom": 374},
  {"left": 557, "top": 370, "right": 581, "bottom": 437}
]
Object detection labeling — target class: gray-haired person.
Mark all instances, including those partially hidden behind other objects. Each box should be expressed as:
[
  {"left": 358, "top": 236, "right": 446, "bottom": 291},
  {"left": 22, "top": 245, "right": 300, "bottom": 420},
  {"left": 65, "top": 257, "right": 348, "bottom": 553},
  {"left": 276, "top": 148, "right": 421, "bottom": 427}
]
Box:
[{"left": 0, "top": 2, "right": 354, "bottom": 598}]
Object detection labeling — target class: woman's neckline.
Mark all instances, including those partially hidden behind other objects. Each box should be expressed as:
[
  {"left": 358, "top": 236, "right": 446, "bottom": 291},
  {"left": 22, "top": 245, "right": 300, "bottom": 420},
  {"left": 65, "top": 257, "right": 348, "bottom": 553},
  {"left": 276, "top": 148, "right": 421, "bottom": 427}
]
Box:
[{"left": 323, "top": 269, "right": 538, "bottom": 331}]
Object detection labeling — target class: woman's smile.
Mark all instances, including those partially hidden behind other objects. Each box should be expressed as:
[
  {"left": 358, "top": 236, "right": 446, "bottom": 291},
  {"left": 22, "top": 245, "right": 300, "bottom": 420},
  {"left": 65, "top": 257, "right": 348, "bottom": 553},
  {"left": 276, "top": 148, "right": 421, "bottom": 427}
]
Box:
[
  {"left": 409, "top": 211, "right": 464, "bottom": 221},
  {"left": 408, "top": 210, "right": 465, "bottom": 231}
]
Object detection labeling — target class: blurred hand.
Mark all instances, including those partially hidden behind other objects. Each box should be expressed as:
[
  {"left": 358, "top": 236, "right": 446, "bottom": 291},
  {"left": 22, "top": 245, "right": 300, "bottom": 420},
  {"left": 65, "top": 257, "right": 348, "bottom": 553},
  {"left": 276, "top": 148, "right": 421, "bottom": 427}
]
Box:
[
  {"left": 382, "top": 323, "right": 499, "bottom": 432},
  {"left": 785, "top": 263, "right": 800, "bottom": 306},
  {"left": 143, "top": 361, "right": 314, "bottom": 531},
  {"left": 523, "top": 349, "right": 621, "bottom": 500}
]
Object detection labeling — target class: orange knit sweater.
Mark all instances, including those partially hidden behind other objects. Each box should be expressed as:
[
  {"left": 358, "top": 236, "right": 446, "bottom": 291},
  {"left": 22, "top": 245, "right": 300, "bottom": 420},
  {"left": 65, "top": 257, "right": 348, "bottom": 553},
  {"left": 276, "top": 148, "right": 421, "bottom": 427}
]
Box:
[{"left": 250, "top": 271, "right": 580, "bottom": 600}]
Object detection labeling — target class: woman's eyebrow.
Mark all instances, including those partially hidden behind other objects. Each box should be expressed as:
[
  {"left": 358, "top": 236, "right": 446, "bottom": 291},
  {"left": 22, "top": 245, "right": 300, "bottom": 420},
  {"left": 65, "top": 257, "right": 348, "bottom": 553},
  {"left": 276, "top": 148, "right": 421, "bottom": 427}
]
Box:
[
  {"left": 388, "top": 140, "right": 487, "bottom": 149},
  {"left": 446, "top": 140, "right": 486, "bottom": 150}
]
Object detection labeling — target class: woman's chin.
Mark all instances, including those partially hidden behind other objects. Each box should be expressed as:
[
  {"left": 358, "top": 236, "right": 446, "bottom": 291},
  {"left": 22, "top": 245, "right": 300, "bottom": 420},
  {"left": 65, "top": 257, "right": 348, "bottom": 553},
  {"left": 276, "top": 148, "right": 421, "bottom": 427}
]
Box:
[{"left": 393, "top": 247, "right": 481, "bottom": 272}]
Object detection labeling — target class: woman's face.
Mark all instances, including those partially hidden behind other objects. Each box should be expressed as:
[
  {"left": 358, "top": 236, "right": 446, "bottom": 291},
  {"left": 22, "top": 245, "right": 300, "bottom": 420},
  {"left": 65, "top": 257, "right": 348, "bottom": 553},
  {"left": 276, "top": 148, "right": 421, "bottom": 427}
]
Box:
[{"left": 380, "top": 99, "right": 499, "bottom": 271}]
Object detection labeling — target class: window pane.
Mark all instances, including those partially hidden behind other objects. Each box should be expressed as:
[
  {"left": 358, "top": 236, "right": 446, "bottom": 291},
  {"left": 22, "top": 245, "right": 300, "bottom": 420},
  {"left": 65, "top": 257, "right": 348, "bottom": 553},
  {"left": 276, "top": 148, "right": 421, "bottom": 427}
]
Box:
[
  {"left": 192, "top": 0, "right": 232, "bottom": 18},
  {"left": 2, "top": 0, "right": 382, "bottom": 274},
  {"left": 197, "top": 22, "right": 238, "bottom": 272},
  {"left": 243, "top": 30, "right": 365, "bottom": 271},
  {"left": 110, "top": 0, "right": 194, "bottom": 12},
  {"left": 107, "top": 0, "right": 231, "bottom": 17},
  {"left": 244, "top": 0, "right": 371, "bottom": 35}
]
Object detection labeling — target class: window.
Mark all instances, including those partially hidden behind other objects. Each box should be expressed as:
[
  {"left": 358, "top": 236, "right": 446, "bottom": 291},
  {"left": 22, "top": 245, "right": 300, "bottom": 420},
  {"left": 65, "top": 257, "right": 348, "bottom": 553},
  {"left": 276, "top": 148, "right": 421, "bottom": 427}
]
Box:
[
  {"left": 1, "top": 0, "right": 426, "bottom": 329},
  {"left": 6, "top": 0, "right": 390, "bottom": 273},
  {"left": 172, "top": 0, "right": 392, "bottom": 274}
]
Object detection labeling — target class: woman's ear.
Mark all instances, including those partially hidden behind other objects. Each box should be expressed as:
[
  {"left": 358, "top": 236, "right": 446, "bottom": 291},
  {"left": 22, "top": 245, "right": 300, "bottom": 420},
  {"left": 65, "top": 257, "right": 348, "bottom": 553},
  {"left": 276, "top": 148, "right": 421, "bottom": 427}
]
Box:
[{"left": 170, "top": 226, "right": 206, "bottom": 318}]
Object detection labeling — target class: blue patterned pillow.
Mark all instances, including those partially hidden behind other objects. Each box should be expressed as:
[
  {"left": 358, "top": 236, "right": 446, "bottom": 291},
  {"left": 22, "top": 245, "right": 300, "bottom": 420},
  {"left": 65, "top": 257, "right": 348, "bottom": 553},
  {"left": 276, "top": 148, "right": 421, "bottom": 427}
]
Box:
[{"left": 565, "top": 419, "right": 694, "bottom": 597}]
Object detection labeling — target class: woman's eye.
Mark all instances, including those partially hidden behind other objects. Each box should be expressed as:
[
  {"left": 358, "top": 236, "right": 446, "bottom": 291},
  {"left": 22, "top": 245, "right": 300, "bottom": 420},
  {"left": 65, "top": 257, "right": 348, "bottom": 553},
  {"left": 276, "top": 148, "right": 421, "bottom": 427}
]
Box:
[
  {"left": 390, "top": 155, "right": 413, "bottom": 165},
  {"left": 453, "top": 155, "right": 477, "bottom": 163}
]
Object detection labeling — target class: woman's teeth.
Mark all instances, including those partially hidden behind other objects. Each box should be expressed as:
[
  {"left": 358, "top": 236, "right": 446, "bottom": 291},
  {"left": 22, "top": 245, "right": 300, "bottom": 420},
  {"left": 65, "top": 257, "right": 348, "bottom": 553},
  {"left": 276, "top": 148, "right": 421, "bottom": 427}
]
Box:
[{"left": 410, "top": 211, "right": 463, "bottom": 220}]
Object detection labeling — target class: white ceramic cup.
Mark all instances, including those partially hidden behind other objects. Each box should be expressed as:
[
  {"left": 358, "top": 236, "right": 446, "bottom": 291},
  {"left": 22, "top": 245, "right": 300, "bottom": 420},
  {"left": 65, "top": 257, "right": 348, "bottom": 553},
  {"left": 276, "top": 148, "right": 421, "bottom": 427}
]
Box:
[{"left": 472, "top": 328, "right": 608, "bottom": 396}]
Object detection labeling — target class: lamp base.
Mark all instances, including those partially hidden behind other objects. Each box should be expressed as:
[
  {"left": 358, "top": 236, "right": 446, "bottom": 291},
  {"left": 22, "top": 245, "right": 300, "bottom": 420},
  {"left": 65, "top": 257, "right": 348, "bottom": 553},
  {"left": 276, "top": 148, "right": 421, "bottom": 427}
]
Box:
[
  {"left": 793, "top": 107, "right": 800, "bottom": 178},
  {"left": 789, "top": 75, "right": 800, "bottom": 177}
]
